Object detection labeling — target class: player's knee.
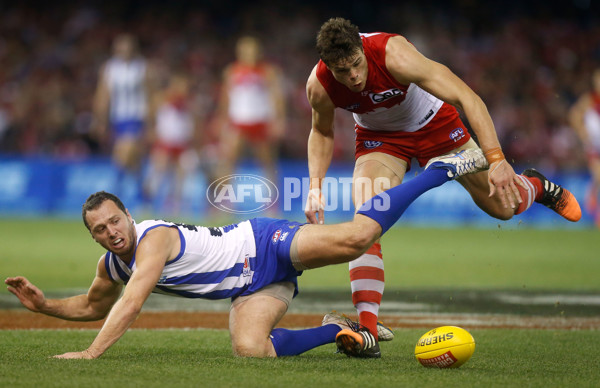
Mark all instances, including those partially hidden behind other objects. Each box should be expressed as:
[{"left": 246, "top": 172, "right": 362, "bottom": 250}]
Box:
[
  {"left": 488, "top": 207, "right": 514, "bottom": 221},
  {"left": 232, "top": 337, "right": 270, "bottom": 358},
  {"left": 344, "top": 227, "right": 377, "bottom": 258}
]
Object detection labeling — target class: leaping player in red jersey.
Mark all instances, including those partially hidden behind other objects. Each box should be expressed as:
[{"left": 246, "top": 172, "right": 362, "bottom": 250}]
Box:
[
  {"left": 569, "top": 68, "right": 600, "bottom": 228},
  {"left": 304, "top": 17, "right": 582, "bottom": 358}
]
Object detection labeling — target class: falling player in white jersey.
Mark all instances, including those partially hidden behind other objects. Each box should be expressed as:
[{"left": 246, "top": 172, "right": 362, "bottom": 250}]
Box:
[
  {"left": 93, "top": 34, "right": 155, "bottom": 197},
  {"left": 6, "top": 150, "right": 508, "bottom": 359}
]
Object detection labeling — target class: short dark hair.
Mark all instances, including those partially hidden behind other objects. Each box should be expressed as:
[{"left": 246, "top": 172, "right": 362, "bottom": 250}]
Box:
[
  {"left": 316, "top": 17, "right": 362, "bottom": 67},
  {"left": 82, "top": 191, "right": 127, "bottom": 230}
]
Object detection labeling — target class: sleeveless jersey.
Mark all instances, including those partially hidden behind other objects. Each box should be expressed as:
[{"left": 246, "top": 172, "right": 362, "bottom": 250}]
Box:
[
  {"left": 104, "top": 219, "right": 257, "bottom": 299},
  {"left": 155, "top": 100, "right": 194, "bottom": 146},
  {"left": 104, "top": 57, "right": 148, "bottom": 123},
  {"left": 227, "top": 62, "right": 274, "bottom": 125},
  {"left": 316, "top": 32, "right": 444, "bottom": 132},
  {"left": 585, "top": 92, "right": 600, "bottom": 152}
]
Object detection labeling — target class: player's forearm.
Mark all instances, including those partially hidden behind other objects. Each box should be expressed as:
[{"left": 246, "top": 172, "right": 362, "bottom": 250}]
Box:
[
  {"left": 462, "top": 94, "right": 502, "bottom": 153},
  {"left": 85, "top": 297, "right": 142, "bottom": 358},
  {"left": 40, "top": 295, "right": 107, "bottom": 321},
  {"left": 307, "top": 128, "right": 334, "bottom": 188}
]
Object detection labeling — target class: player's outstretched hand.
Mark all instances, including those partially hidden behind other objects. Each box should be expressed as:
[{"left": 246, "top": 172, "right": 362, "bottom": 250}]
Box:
[
  {"left": 5, "top": 276, "right": 46, "bottom": 312},
  {"left": 304, "top": 188, "right": 325, "bottom": 224},
  {"left": 487, "top": 160, "right": 527, "bottom": 209}
]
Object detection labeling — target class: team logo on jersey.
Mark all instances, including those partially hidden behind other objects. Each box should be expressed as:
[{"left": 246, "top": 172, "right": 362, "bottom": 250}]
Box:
[
  {"left": 344, "top": 103, "right": 360, "bottom": 111},
  {"left": 364, "top": 140, "right": 383, "bottom": 149},
  {"left": 449, "top": 128, "right": 465, "bottom": 142},
  {"left": 242, "top": 256, "right": 252, "bottom": 277},
  {"left": 272, "top": 229, "right": 282, "bottom": 243},
  {"left": 369, "top": 88, "right": 404, "bottom": 104}
]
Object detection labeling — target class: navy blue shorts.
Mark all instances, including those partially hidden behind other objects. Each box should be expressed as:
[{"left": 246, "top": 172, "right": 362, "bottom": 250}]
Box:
[
  {"left": 243, "top": 217, "right": 305, "bottom": 298},
  {"left": 112, "top": 119, "right": 144, "bottom": 138}
]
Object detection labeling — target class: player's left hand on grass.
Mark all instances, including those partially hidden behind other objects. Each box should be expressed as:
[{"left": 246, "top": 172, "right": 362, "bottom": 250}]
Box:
[
  {"left": 487, "top": 160, "right": 527, "bottom": 209},
  {"left": 53, "top": 349, "right": 97, "bottom": 359}
]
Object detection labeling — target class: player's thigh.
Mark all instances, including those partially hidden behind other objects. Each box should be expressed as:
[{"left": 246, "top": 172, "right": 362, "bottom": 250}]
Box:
[
  {"left": 589, "top": 158, "right": 600, "bottom": 183},
  {"left": 252, "top": 140, "right": 276, "bottom": 166},
  {"left": 294, "top": 217, "right": 380, "bottom": 269},
  {"left": 113, "top": 137, "right": 141, "bottom": 165},
  {"left": 353, "top": 152, "right": 406, "bottom": 207},
  {"left": 221, "top": 127, "right": 244, "bottom": 158},
  {"left": 229, "top": 287, "right": 290, "bottom": 357}
]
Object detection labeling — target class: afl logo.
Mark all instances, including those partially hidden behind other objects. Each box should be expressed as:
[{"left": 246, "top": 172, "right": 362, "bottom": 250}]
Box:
[
  {"left": 207, "top": 174, "right": 279, "bottom": 214},
  {"left": 449, "top": 128, "right": 465, "bottom": 143},
  {"left": 364, "top": 141, "right": 383, "bottom": 149}
]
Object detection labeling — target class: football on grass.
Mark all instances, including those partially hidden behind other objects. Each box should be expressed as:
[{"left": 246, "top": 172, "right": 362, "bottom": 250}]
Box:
[{"left": 414, "top": 326, "right": 475, "bottom": 368}]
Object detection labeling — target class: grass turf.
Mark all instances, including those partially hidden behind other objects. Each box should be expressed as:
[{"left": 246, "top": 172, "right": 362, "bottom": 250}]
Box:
[
  {"left": 1, "top": 328, "right": 599, "bottom": 388},
  {"left": 1, "top": 218, "right": 598, "bottom": 291}
]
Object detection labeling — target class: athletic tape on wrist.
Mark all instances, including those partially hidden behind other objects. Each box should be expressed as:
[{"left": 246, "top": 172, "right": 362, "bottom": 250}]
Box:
[{"left": 484, "top": 147, "right": 506, "bottom": 164}]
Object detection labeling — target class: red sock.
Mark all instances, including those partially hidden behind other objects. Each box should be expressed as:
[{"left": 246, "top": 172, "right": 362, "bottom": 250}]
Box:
[
  {"left": 350, "top": 243, "right": 384, "bottom": 338},
  {"left": 515, "top": 175, "right": 542, "bottom": 215},
  {"left": 358, "top": 311, "right": 378, "bottom": 337}
]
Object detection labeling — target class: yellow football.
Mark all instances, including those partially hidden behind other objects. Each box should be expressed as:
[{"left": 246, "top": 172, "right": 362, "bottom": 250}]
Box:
[{"left": 415, "top": 326, "right": 475, "bottom": 368}]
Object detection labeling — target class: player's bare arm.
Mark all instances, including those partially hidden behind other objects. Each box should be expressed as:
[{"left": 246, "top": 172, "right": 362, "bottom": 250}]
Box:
[
  {"left": 92, "top": 65, "right": 110, "bottom": 140},
  {"left": 266, "top": 65, "right": 287, "bottom": 140},
  {"left": 568, "top": 93, "right": 592, "bottom": 144},
  {"left": 54, "top": 227, "right": 180, "bottom": 359},
  {"left": 305, "top": 66, "right": 337, "bottom": 224},
  {"left": 5, "top": 256, "right": 122, "bottom": 321},
  {"left": 384, "top": 36, "right": 524, "bottom": 208}
]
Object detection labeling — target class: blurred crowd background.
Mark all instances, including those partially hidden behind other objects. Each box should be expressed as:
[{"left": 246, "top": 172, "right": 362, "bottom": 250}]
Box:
[{"left": 0, "top": 0, "right": 598, "bottom": 172}]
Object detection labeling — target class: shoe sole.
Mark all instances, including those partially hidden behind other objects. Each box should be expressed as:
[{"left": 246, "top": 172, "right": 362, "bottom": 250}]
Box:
[
  {"left": 335, "top": 329, "right": 363, "bottom": 356},
  {"left": 523, "top": 169, "right": 582, "bottom": 222},
  {"left": 558, "top": 189, "right": 582, "bottom": 222}
]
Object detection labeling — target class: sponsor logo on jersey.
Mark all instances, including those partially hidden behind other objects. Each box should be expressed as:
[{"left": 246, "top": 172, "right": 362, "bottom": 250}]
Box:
[
  {"left": 279, "top": 231, "right": 289, "bottom": 242},
  {"left": 206, "top": 174, "right": 279, "bottom": 214},
  {"left": 364, "top": 140, "right": 383, "bottom": 149},
  {"left": 158, "top": 275, "right": 168, "bottom": 284},
  {"left": 242, "top": 255, "right": 252, "bottom": 277},
  {"left": 369, "top": 88, "right": 404, "bottom": 104},
  {"left": 344, "top": 103, "right": 360, "bottom": 111},
  {"left": 418, "top": 109, "right": 435, "bottom": 125},
  {"left": 272, "top": 229, "right": 282, "bottom": 243},
  {"left": 449, "top": 128, "right": 465, "bottom": 142}
]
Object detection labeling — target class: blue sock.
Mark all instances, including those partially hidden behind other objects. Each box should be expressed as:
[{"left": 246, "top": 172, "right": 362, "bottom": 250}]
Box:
[
  {"left": 270, "top": 324, "right": 341, "bottom": 356},
  {"left": 357, "top": 168, "right": 450, "bottom": 235}
]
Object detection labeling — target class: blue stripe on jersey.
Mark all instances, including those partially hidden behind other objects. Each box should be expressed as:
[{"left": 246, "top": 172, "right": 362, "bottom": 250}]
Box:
[
  {"left": 111, "top": 252, "right": 131, "bottom": 283},
  {"left": 104, "top": 252, "right": 114, "bottom": 281},
  {"left": 164, "top": 261, "right": 249, "bottom": 285},
  {"left": 155, "top": 285, "right": 246, "bottom": 300},
  {"left": 131, "top": 224, "right": 178, "bottom": 268},
  {"left": 166, "top": 227, "right": 185, "bottom": 265}
]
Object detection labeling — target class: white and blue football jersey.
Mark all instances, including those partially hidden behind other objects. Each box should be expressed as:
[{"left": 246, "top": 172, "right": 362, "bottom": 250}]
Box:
[
  {"left": 104, "top": 57, "right": 147, "bottom": 123},
  {"left": 104, "top": 218, "right": 303, "bottom": 300}
]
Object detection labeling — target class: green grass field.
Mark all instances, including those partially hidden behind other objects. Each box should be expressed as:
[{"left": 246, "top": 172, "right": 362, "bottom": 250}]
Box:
[
  {"left": 1, "top": 219, "right": 599, "bottom": 387},
  {"left": 1, "top": 329, "right": 599, "bottom": 388}
]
